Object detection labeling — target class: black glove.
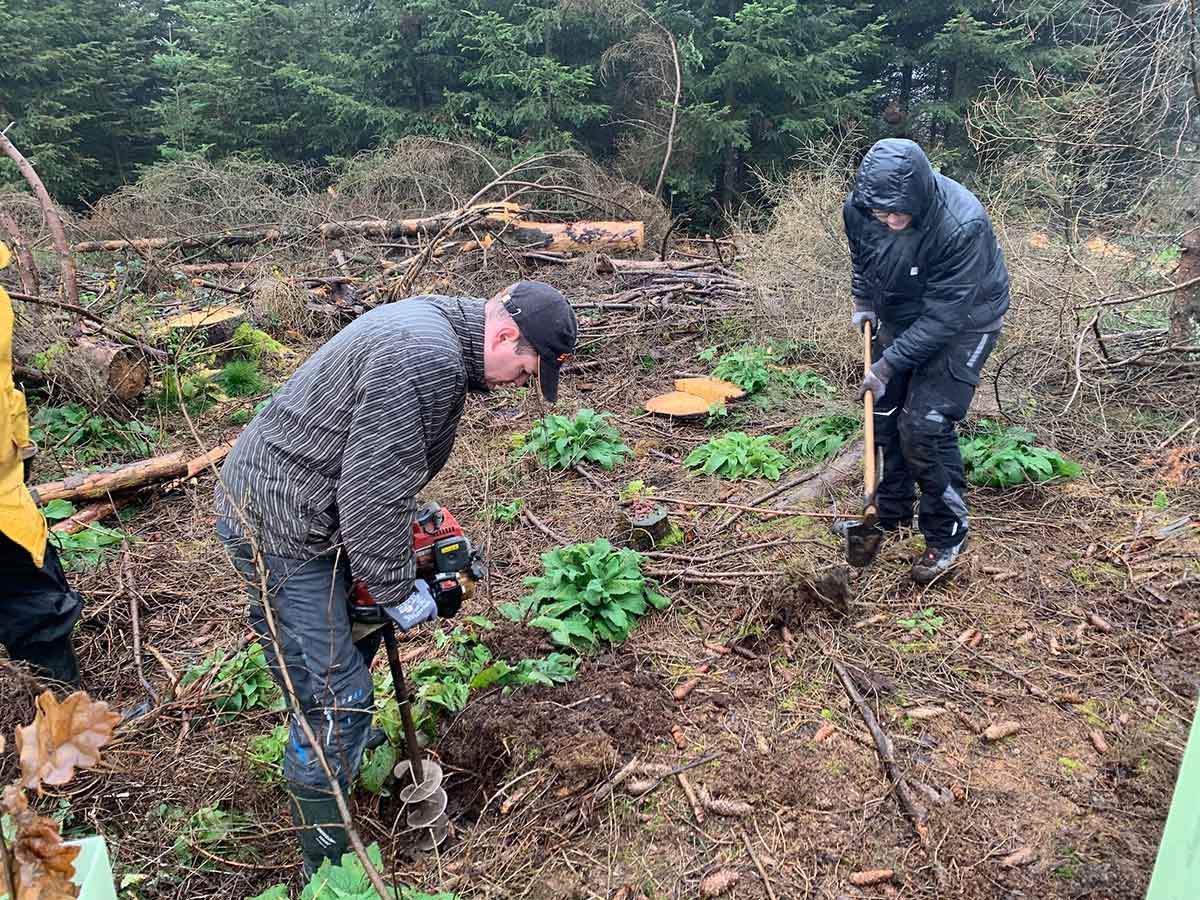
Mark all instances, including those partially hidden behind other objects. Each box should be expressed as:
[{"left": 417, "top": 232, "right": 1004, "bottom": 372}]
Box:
[{"left": 431, "top": 578, "right": 464, "bottom": 619}]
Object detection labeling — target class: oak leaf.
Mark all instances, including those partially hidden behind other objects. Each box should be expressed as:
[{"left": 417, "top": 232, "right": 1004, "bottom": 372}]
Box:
[
  {"left": 15, "top": 691, "right": 120, "bottom": 790},
  {"left": 1, "top": 785, "right": 81, "bottom": 899}
]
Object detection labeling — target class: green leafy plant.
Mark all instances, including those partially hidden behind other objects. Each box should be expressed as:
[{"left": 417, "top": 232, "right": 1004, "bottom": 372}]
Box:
[
  {"left": 216, "top": 359, "right": 268, "bottom": 397},
  {"left": 172, "top": 804, "right": 259, "bottom": 866},
  {"left": 488, "top": 499, "right": 523, "bottom": 523},
  {"left": 501, "top": 539, "right": 669, "bottom": 651},
  {"left": 619, "top": 479, "right": 649, "bottom": 501},
  {"left": 373, "top": 617, "right": 579, "bottom": 741},
  {"left": 231, "top": 322, "right": 285, "bottom": 359},
  {"left": 157, "top": 369, "right": 220, "bottom": 413},
  {"left": 897, "top": 607, "right": 944, "bottom": 636},
  {"left": 704, "top": 401, "right": 729, "bottom": 427},
  {"left": 522, "top": 408, "right": 631, "bottom": 470},
  {"left": 684, "top": 431, "right": 789, "bottom": 480},
  {"left": 43, "top": 501, "right": 130, "bottom": 570},
  {"left": 179, "top": 642, "right": 282, "bottom": 719},
  {"left": 959, "top": 421, "right": 1081, "bottom": 487},
  {"left": 358, "top": 743, "right": 398, "bottom": 795},
  {"left": 48, "top": 523, "right": 127, "bottom": 571},
  {"left": 784, "top": 414, "right": 860, "bottom": 462},
  {"left": 712, "top": 346, "right": 773, "bottom": 394},
  {"left": 249, "top": 843, "right": 459, "bottom": 900},
  {"left": 780, "top": 370, "right": 835, "bottom": 398},
  {"left": 247, "top": 724, "right": 288, "bottom": 784},
  {"left": 29, "top": 404, "right": 158, "bottom": 461}
]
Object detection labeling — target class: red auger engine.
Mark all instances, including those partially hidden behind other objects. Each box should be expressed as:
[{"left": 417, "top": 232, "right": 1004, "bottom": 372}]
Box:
[{"left": 350, "top": 501, "right": 486, "bottom": 624}]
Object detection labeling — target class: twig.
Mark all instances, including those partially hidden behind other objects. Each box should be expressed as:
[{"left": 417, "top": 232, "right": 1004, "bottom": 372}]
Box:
[
  {"left": 521, "top": 507, "right": 568, "bottom": 545},
  {"left": 183, "top": 840, "right": 297, "bottom": 871},
  {"left": 1074, "top": 275, "right": 1200, "bottom": 310},
  {"left": 831, "top": 660, "right": 929, "bottom": 848},
  {"left": 1172, "top": 620, "right": 1200, "bottom": 638},
  {"left": 740, "top": 828, "right": 779, "bottom": 900},
  {"left": 676, "top": 772, "right": 705, "bottom": 825},
  {"left": 122, "top": 541, "right": 160, "bottom": 706},
  {"left": 8, "top": 290, "right": 168, "bottom": 360},
  {"left": 178, "top": 405, "right": 392, "bottom": 898},
  {"left": 572, "top": 463, "right": 605, "bottom": 490},
  {"left": 0, "top": 209, "right": 39, "bottom": 295},
  {"left": 715, "top": 468, "right": 824, "bottom": 534},
  {"left": 0, "top": 131, "right": 78, "bottom": 307},
  {"left": 626, "top": 494, "right": 840, "bottom": 519}
]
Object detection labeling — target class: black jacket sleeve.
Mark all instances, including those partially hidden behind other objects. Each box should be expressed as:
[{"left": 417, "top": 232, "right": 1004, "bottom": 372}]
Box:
[
  {"left": 842, "top": 198, "right": 870, "bottom": 306},
  {"left": 881, "top": 220, "right": 987, "bottom": 372}
]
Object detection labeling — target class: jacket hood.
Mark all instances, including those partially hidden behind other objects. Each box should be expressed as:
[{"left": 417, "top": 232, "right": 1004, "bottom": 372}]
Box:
[{"left": 852, "top": 139, "right": 937, "bottom": 220}]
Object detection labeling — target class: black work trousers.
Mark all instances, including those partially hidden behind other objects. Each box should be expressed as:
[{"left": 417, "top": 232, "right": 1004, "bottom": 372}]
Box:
[
  {"left": 872, "top": 323, "right": 1001, "bottom": 548},
  {"left": 0, "top": 531, "right": 83, "bottom": 686},
  {"left": 216, "top": 519, "right": 381, "bottom": 791}
]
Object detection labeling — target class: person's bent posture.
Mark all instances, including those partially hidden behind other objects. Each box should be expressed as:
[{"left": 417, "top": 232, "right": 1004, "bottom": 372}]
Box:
[
  {"left": 215, "top": 281, "right": 577, "bottom": 871},
  {"left": 843, "top": 139, "right": 1010, "bottom": 584}
]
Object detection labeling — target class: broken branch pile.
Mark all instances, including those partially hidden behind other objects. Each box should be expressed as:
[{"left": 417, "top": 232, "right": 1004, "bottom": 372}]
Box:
[{"left": 591, "top": 256, "right": 750, "bottom": 311}]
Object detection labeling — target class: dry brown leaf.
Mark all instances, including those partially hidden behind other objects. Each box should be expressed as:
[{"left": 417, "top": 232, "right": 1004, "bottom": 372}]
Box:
[
  {"left": 983, "top": 720, "right": 1021, "bottom": 742},
  {"left": 813, "top": 723, "right": 836, "bottom": 743},
  {"left": 849, "top": 868, "right": 894, "bottom": 885},
  {"left": 956, "top": 626, "right": 980, "bottom": 645},
  {"left": 16, "top": 690, "right": 121, "bottom": 790},
  {"left": 673, "top": 377, "right": 746, "bottom": 404},
  {"left": 1, "top": 785, "right": 81, "bottom": 900},
  {"left": 698, "top": 868, "right": 740, "bottom": 897},
  {"left": 644, "top": 391, "right": 712, "bottom": 419},
  {"left": 1002, "top": 846, "right": 1038, "bottom": 868}
]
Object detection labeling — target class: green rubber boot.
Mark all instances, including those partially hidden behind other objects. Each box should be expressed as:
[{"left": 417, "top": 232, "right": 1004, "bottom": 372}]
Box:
[{"left": 288, "top": 783, "right": 349, "bottom": 876}]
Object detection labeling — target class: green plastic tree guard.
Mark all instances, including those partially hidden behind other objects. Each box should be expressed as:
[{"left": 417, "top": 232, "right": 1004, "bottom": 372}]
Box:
[{"left": 1147, "top": 700, "right": 1200, "bottom": 899}]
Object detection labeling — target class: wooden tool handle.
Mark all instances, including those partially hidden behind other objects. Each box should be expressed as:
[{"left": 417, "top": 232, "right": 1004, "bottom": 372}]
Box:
[{"left": 862, "top": 321, "right": 876, "bottom": 500}]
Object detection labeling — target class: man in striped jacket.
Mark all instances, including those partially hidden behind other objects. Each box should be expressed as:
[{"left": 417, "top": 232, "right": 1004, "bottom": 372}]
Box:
[{"left": 215, "top": 281, "right": 576, "bottom": 871}]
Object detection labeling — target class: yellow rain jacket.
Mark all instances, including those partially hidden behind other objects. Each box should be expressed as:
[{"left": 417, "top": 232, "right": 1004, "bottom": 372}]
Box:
[{"left": 0, "top": 240, "right": 48, "bottom": 566}]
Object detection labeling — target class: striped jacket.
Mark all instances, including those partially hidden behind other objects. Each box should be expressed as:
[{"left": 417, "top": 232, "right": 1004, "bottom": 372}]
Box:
[{"left": 215, "top": 296, "right": 486, "bottom": 606}]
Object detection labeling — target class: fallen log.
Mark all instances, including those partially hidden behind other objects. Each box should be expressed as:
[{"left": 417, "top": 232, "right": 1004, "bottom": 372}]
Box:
[
  {"left": 50, "top": 497, "right": 129, "bottom": 535},
  {"left": 41, "top": 438, "right": 238, "bottom": 525},
  {"left": 33, "top": 451, "right": 190, "bottom": 504},
  {"left": 186, "top": 437, "right": 237, "bottom": 477},
  {"left": 18, "top": 337, "right": 153, "bottom": 405},
  {"left": 74, "top": 211, "right": 645, "bottom": 256},
  {"left": 69, "top": 338, "right": 152, "bottom": 403}
]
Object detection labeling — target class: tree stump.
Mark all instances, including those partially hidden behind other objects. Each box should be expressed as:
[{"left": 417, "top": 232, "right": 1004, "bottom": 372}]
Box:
[
  {"left": 155, "top": 304, "right": 247, "bottom": 348},
  {"left": 622, "top": 501, "right": 673, "bottom": 551}
]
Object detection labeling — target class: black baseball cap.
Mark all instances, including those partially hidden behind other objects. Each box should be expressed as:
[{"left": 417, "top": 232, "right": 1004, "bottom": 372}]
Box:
[{"left": 500, "top": 281, "right": 578, "bottom": 402}]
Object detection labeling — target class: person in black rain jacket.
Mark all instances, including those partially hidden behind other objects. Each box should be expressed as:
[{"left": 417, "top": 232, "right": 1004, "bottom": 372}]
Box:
[{"left": 842, "top": 138, "right": 1009, "bottom": 583}]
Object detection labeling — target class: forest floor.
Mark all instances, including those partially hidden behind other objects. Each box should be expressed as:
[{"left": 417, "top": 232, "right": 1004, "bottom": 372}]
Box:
[{"left": 2, "top": 241, "right": 1198, "bottom": 900}]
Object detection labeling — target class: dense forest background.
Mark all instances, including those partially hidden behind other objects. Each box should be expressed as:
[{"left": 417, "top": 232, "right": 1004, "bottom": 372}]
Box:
[{"left": 0, "top": 0, "right": 1193, "bottom": 221}]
